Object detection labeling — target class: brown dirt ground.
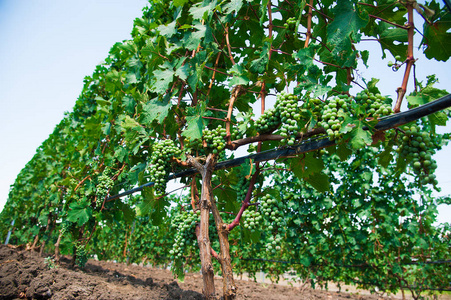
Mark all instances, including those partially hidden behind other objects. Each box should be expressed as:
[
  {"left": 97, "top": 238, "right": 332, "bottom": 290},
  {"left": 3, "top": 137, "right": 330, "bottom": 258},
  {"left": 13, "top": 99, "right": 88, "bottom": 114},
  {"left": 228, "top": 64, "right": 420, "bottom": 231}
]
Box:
[{"left": 0, "top": 244, "right": 399, "bottom": 300}]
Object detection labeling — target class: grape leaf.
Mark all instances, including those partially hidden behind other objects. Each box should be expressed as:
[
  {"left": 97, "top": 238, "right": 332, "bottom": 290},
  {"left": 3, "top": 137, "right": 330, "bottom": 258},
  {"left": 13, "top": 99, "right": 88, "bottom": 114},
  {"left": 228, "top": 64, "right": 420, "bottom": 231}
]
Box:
[
  {"left": 342, "top": 118, "right": 373, "bottom": 150},
  {"left": 142, "top": 96, "right": 172, "bottom": 124},
  {"left": 150, "top": 66, "right": 175, "bottom": 94},
  {"left": 67, "top": 201, "right": 92, "bottom": 226},
  {"left": 327, "top": 0, "right": 369, "bottom": 47},
  {"left": 182, "top": 102, "right": 210, "bottom": 140},
  {"left": 422, "top": 13, "right": 451, "bottom": 62},
  {"left": 305, "top": 173, "right": 330, "bottom": 193}
]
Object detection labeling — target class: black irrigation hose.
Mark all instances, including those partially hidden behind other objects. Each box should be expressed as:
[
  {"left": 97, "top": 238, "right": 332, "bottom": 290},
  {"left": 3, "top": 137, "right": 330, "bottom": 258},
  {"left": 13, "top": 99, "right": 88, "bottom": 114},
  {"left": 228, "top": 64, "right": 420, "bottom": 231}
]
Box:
[
  {"left": 241, "top": 257, "right": 451, "bottom": 267},
  {"left": 107, "top": 93, "right": 451, "bottom": 201}
]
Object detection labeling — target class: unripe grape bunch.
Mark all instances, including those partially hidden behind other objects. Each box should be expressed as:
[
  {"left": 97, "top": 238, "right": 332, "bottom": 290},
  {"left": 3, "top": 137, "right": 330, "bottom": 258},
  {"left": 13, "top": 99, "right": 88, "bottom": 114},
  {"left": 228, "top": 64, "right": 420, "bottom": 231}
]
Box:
[
  {"left": 185, "top": 125, "right": 242, "bottom": 156},
  {"left": 96, "top": 173, "right": 114, "bottom": 207},
  {"left": 169, "top": 211, "right": 200, "bottom": 260},
  {"left": 255, "top": 108, "right": 280, "bottom": 134},
  {"left": 147, "top": 139, "right": 182, "bottom": 197},
  {"left": 242, "top": 208, "right": 262, "bottom": 232},
  {"left": 277, "top": 92, "right": 304, "bottom": 146},
  {"left": 203, "top": 125, "right": 227, "bottom": 154},
  {"left": 75, "top": 242, "right": 88, "bottom": 268},
  {"left": 235, "top": 175, "right": 250, "bottom": 203},
  {"left": 319, "top": 94, "right": 353, "bottom": 140},
  {"left": 60, "top": 220, "right": 74, "bottom": 236},
  {"left": 259, "top": 194, "right": 286, "bottom": 254},
  {"left": 398, "top": 124, "right": 438, "bottom": 185},
  {"left": 354, "top": 90, "right": 393, "bottom": 118}
]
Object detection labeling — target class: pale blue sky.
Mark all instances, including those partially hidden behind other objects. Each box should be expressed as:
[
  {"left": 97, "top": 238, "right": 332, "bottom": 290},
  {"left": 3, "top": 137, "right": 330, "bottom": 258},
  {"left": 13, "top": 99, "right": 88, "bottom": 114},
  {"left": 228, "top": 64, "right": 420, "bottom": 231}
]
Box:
[{"left": 0, "top": 1, "right": 449, "bottom": 224}]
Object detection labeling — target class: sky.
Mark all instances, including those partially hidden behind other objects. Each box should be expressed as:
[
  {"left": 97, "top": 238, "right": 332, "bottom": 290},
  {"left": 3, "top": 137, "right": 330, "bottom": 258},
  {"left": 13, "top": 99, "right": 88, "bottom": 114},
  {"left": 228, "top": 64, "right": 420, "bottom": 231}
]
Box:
[{"left": 0, "top": 1, "right": 450, "bottom": 224}]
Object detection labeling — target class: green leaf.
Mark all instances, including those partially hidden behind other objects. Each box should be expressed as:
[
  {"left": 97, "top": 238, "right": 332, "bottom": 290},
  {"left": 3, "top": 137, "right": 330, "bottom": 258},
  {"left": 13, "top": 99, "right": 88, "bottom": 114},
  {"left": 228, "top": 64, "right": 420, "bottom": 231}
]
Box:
[
  {"left": 122, "top": 96, "right": 136, "bottom": 114},
  {"left": 342, "top": 119, "right": 373, "bottom": 150},
  {"left": 229, "top": 75, "right": 249, "bottom": 86},
  {"left": 189, "top": 1, "right": 216, "bottom": 20},
  {"left": 120, "top": 115, "right": 147, "bottom": 143},
  {"left": 138, "top": 187, "right": 169, "bottom": 225},
  {"left": 175, "top": 63, "right": 190, "bottom": 81},
  {"left": 305, "top": 173, "right": 330, "bottom": 193},
  {"left": 173, "top": 0, "right": 189, "bottom": 7},
  {"left": 422, "top": 13, "right": 451, "bottom": 62},
  {"left": 182, "top": 102, "right": 210, "bottom": 140},
  {"left": 223, "top": 0, "right": 243, "bottom": 13},
  {"left": 157, "top": 20, "right": 177, "bottom": 38},
  {"left": 365, "top": 78, "right": 381, "bottom": 95},
  {"left": 67, "top": 201, "right": 92, "bottom": 226},
  {"left": 293, "top": 44, "right": 318, "bottom": 69},
  {"left": 377, "top": 23, "right": 408, "bottom": 59},
  {"left": 183, "top": 22, "right": 207, "bottom": 50},
  {"left": 327, "top": 0, "right": 369, "bottom": 47},
  {"left": 142, "top": 96, "right": 172, "bottom": 124},
  {"left": 290, "top": 153, "right": 324, "bottom": 179},
  {"left": 151, "top": 66, "right": 175, "bottom": 94}
]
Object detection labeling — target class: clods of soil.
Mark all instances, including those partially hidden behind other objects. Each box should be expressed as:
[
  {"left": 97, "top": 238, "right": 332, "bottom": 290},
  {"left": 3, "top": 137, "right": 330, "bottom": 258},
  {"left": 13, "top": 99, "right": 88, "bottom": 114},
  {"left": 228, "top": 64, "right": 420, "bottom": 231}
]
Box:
[{"left": 0, "top": 245, "right": 391, "bottom": 299}]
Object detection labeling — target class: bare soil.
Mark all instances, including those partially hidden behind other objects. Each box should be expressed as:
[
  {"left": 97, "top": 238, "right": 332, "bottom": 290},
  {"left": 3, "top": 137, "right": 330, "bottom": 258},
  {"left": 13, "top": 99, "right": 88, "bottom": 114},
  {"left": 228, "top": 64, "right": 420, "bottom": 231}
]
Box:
[{"left": 0, "top": 244, "right": 395, "bottom": 299}]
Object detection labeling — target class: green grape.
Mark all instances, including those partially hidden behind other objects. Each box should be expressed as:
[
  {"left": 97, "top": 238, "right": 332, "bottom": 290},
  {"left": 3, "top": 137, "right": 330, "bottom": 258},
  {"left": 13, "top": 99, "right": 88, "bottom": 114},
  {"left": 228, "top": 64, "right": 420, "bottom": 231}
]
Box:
[
  {"left": 318, "top": 94, "right": 353, "bottom": 140},
  {"left": 185, "top": 125, "right": 233, "bottom": 157},
  {"left": 147, "top": 139, "right": 182, "bottom": 197},
  {"left": 255, "top": 108, "right": 280, "bottom": 134},
  {"left": 398, "top": 124, "right": 439, "bottom": 186},
  {"left": 170, "top": 210, "right": 200, "bottom": 261},
  {"left": 259, "top": 193, "right": 287, "bottom": 254},
  {"left": 75, "top": 242, "right": 88, "bottom": 268},
  {"left": 276, "top": 93, "right": 302, "bottom": 146},
  {"left": 96, "top": 172, "right": 114, "bottom": 207},
  {"left": 242, "top": 208, "right": 261, "bottom": 232},
  {"left": 203, "top": 125, "right": 228, "bottom": 154},
  {"left": 60, "top": 220, "right": 74, "bottom": 236},
  {"left": 235, "top": 175, "right": 250, "bottom": 203},
  {"left": 354, "top": 90, "right": 393, "bottom": 118}
]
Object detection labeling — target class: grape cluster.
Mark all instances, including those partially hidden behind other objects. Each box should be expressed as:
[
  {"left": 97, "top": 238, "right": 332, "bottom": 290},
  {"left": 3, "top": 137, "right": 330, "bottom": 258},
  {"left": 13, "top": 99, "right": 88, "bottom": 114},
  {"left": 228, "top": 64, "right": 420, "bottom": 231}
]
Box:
[
  {"left": 259, "top": 194, "right": 286, "bottom": 254},
  {"left": 169, "top": 211, "right": 200, "bottom": 260},
  {"left": 185, "top": 125, "right": 241, "bottom": 157},
  {"left": 255, "top": 108, "right": 280, "bottom": 134},
  {"left": 301, "top": 97, "right": 323, "bottom": 119},
  {"left": 60, "top": 220, "right": 74, "bottom": 236},
  {"left": 203, "top": 125, "right": 227, "bottom": 154},
  {"left": 398, "top": 124, "right": 438, "bottom": 185},
  {"left": 235, "top": 175, "right": 250, "bottom": 202},
  {"left": 242, "top": 208, "right": 262, "bottom": 232},
  {"left": 354, "top": 90, "right": 392, "bottom": 118},
  {"left": 96, "top": 173, "right": 114, "bottom": 207},
  {"left": 75, "top": 242, "right": 88, "bottom": 268},
  {"left": 147, "top": 139, "right": 182, "bottom": 197},
  {"left": 319, "top": 95, "right": 352, "bottom": 140},
  {"left": 277, "top": 93, "right": 303, "bottom": 146}
]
